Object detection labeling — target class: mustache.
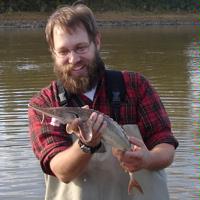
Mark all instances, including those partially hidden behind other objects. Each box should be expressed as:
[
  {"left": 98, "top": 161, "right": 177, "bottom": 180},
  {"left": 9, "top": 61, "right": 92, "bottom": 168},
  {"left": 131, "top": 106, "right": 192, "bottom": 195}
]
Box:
[
  {"left": 54, "top": 63, "right": 79, "bottom": 77},
  {"left": 60, "top": 61, "right": 87, "bottom": 76}
]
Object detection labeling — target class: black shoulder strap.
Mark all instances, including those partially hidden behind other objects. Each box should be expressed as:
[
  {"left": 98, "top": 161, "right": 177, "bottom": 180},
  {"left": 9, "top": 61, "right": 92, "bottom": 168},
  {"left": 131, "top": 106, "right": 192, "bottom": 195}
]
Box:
[
  {"left": 56, "top": 80, "right": 84, "bottom": 107},
  {"left": 106, "top": 70, "right": 125, "bottom": 122},
  {"left": 57, "top": 80, "right": 68, "bottom": 106}
]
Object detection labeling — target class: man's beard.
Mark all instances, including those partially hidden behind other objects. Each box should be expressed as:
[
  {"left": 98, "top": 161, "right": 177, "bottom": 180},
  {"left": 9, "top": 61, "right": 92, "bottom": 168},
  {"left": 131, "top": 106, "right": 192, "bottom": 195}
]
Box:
[{"left": 54, "top": 53, "right": 105, "bottom": 94}]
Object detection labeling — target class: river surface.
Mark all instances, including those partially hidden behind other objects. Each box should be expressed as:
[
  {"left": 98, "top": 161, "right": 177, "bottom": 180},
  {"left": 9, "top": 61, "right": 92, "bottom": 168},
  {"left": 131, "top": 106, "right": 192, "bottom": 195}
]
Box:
[{"left": 0, "top": 26, "right": 199, "bottom": 200}]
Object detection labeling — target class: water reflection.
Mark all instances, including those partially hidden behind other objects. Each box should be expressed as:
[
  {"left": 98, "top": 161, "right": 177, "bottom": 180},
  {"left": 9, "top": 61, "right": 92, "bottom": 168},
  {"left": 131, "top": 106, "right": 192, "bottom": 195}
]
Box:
[
  {"left": 188, "top": 39, "right": 200, "bottom": 199},
  {"left": 0, "top": 26, "right": 199, "bottom": 199},
  {"left": 0, "top": 29, "right": 47, "bottom": 200}
]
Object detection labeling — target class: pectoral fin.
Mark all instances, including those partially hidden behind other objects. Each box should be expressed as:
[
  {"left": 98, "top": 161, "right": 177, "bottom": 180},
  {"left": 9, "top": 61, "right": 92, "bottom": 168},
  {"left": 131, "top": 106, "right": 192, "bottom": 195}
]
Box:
[{"left": 66, "top": 120, "right": 93, "bottom": 143}]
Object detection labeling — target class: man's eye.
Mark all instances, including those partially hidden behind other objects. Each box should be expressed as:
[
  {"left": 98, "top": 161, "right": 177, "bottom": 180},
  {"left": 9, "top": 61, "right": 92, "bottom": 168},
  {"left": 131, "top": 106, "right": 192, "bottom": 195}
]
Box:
[
  {"left": 76, "top": 46, "right": 87, "bottom": 53},
  {"left": 59, "top": 51, "right": 68, "bottom": 56}
]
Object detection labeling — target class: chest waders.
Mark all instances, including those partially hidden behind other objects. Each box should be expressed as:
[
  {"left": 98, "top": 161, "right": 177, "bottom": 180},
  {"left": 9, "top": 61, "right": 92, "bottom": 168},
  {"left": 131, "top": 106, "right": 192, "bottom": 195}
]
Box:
[{"left": 44, "top": 70, "right": 169, "bottom": 200}]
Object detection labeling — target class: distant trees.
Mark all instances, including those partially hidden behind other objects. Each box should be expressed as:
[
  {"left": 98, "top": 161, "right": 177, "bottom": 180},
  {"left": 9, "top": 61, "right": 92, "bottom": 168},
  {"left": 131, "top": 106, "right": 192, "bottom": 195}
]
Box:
[
  {"left": 85, "top": 0, "right": 194, "bottom": 12},
  {"left": 0, "top": 0, "right": 194, "bottom": 13}
]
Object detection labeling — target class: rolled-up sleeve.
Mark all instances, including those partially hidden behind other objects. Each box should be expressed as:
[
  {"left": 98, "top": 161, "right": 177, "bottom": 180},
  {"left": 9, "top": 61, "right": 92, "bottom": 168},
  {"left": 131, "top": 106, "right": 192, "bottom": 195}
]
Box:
[
  {"left": 134, "top": 73, "right": 178, "bottom": 149},
  {"left": 28, "top": 83, "right": 72, "bottom": 175}
]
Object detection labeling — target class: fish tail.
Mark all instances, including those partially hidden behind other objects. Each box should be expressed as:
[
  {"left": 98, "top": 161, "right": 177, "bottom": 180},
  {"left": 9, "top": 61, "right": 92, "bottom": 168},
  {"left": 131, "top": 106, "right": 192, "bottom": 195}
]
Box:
[{"left": 128, "top": 176, "right": 143, "bottom": 195}]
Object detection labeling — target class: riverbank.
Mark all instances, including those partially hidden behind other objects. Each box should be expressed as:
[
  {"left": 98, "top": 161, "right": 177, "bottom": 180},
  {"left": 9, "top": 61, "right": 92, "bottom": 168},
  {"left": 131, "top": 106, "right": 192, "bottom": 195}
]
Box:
[{"left": 0, "top": 11, "right": 196, "bottom": 28}]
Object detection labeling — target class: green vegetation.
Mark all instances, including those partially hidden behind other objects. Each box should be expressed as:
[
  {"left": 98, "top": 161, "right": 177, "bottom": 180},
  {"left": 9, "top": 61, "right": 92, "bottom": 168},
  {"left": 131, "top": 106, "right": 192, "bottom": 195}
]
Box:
[{"left": 0, "top": 0, "right": 194, "bottom": 13}]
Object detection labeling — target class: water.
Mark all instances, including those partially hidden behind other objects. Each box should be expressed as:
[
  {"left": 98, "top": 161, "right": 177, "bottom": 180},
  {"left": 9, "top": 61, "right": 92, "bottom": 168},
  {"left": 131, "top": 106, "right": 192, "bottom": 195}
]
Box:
[{"left": 0, "top": 26, "right": 199, "bottom": 199}]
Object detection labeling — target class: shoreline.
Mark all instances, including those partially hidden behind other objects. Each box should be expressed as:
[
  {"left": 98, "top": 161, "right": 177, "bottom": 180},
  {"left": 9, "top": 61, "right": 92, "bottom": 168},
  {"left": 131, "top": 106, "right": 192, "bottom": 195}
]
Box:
[
  {"left": 0, "top": 19, "right": 194, "bottom": 29},
  {"left": 0, "top": 12, "right": 196, "bottom": 28}
]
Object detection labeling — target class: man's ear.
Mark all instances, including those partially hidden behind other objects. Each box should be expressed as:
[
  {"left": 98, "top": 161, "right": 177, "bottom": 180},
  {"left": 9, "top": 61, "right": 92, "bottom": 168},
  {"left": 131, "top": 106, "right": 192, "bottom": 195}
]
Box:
[{"left": 95, "top": 32, "right": 101, "bottom": 50}]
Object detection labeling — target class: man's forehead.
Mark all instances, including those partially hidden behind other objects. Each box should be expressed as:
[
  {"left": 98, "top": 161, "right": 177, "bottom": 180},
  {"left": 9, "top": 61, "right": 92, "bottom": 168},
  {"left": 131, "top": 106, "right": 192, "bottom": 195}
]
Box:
[
  {"left": 53, "top": 24, "right": 90, "bottom": 49},
  {"left": 53, "top": 23, "right": 87, "bottom": 36}
]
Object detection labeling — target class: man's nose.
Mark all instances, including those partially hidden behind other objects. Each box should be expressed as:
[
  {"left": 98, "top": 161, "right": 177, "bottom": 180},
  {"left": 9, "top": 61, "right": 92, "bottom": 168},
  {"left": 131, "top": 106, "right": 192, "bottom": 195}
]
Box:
[{"left": 68, "top": 51, "right": 80, "bottom": 64}]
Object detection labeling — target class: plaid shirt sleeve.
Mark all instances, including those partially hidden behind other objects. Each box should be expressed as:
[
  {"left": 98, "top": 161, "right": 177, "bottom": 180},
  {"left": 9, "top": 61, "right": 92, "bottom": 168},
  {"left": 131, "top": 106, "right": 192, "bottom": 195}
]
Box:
[
  {"left": 123, "top": 71, "right": 178, "bottom": 150},
  {"left": 28, "top": 82, "right": 72, "bottom": 175}
]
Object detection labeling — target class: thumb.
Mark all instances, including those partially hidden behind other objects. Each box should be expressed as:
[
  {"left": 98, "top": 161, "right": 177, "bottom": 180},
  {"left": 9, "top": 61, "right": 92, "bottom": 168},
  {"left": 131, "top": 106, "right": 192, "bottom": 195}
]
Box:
[
  {"left": 129, "top": 136, "right": 145, "bottom": 148},
  {"left": 82, "top": 105, "right": 89, "bottom": 109}
]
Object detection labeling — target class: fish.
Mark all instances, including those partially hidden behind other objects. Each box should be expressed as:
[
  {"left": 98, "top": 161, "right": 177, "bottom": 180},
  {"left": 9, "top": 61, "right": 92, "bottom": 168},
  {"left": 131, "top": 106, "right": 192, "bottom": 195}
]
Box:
[{"left": 28, "top": 104, "right": 143, "bottom": 194}]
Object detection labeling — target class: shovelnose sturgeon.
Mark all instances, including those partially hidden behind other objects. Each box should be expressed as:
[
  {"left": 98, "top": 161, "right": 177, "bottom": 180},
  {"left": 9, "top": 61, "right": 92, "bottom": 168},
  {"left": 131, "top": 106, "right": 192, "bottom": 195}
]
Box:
[{"left": 28, "top": 104, "right": 143, "bottom": 194}]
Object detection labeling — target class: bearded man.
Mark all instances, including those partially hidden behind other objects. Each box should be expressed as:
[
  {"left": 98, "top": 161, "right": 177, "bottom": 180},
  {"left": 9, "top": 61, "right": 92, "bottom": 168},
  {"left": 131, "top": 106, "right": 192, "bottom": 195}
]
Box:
[{"left": 28, "top": 2, "right": 178, "bottom": 200}]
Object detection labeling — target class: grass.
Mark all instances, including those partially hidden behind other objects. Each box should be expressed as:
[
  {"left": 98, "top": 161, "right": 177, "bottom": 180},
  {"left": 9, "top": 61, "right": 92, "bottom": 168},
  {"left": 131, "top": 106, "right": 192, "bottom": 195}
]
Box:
[
  {"left": 0, "top": 10, "right": 195, "bottom": 22},
  {"left": 0, "top": 11, "right": 49, "bottom": 21},
  {"left": 95, "top": 10, "right": 195, "bottom": 21}
]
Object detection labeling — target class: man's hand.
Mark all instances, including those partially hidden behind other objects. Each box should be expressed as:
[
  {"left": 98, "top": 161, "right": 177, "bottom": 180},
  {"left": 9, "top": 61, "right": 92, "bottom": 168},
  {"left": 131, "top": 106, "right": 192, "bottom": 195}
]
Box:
[
  {"left": 112, "top": 137, "right": 175, "bottom": 172},
  {"left": 66, "top": 108, "right": 107, "bottom": 147},
  {"left": 112, "top": 137, "right": 151, "bottom": 172}
]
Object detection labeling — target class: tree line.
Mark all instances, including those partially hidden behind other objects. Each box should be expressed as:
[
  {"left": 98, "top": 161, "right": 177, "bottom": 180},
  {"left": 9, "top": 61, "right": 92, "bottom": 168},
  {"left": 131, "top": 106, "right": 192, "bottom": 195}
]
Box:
[{"left": 0, "top": 0, "right": 194, "bottom": 13}]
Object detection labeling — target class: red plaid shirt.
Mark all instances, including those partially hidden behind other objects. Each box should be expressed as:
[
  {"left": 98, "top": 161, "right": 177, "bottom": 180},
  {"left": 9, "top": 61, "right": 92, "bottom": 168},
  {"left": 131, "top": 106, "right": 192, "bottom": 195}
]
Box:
[{"left": 28, "top": 71, "right": 178, "bottom": 175}]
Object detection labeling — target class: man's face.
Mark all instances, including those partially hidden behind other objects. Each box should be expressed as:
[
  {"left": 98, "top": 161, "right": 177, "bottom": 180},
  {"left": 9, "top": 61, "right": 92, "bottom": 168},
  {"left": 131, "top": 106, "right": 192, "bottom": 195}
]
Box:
[{"left": 52, "top": 25, "right": 101, "bottom": 94}]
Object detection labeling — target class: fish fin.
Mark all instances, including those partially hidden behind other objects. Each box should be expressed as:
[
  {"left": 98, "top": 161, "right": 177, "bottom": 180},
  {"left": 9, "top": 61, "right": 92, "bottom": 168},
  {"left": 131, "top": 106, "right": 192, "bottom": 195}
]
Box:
[
  {"left": 128, "top": 177, "right": 143, "bottom": 195},
  {"left": 66, "top": 122, "right": 79, "bottom": 134},
  {"left": 66, "top": 120, "right": 93, "bottom": 143}
]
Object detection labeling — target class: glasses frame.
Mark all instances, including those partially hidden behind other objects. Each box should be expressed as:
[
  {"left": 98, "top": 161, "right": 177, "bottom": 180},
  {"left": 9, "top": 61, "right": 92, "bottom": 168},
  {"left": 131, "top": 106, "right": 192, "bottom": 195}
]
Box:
[{"left": 53, "top": 41, "right": 92, "bottom": 59}]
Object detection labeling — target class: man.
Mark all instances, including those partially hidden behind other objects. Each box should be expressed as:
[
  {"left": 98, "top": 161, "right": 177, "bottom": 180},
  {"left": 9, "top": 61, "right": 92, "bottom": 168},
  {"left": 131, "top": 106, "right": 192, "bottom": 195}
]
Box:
[{"left": 28, "top": 2, "right": 178, "bottom": 200}]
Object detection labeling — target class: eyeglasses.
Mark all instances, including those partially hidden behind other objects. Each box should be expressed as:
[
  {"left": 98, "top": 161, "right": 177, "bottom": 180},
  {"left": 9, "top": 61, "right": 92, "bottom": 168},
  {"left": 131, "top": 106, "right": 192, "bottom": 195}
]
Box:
[{"left": 53, "top": 41, "right": 92, "bottom": 59}]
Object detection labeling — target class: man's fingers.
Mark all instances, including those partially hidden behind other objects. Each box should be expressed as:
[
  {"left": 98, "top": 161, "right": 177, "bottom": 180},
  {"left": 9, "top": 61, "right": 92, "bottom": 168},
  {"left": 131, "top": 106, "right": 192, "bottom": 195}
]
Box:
[
  {"left": 88, "top": 112, "right": 106, "bottom": 134},
  {"left": 92, "top": 114, "right": 104, "bottom": 132},
  {"left": 89, "top": 112, "right": 98, "bottom": 124},
  {"left": 66, "top": 111, "right": 106, "bottom": 146},
  {"left": 97, "top": 120, "right": 107, "bottom": 135}
]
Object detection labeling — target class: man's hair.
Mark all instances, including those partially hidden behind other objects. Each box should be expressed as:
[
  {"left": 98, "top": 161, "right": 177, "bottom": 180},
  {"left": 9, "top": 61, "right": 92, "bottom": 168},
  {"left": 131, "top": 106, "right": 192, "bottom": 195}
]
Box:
[{"left": 45, "top": 3, "right": 98, "bottom": 53}]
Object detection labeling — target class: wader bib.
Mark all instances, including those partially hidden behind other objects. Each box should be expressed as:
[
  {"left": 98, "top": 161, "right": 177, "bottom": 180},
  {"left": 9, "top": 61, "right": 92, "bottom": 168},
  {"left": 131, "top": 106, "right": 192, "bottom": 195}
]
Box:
[{"left": 44, "top": 124, "right": 169, "bottom": 200}]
